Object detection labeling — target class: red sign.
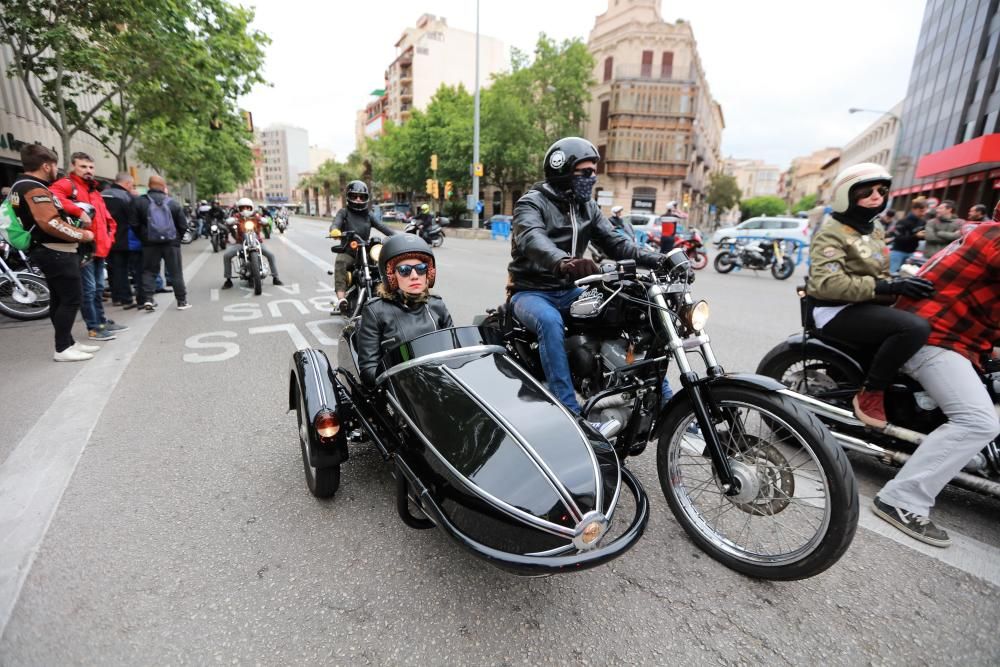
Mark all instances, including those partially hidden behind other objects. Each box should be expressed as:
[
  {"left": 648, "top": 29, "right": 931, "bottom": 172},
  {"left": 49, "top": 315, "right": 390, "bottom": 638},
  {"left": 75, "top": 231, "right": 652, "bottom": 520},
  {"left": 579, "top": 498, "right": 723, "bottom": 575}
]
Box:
[{"left": 915, "top": 134, "right": 1000, "bottom": 179}]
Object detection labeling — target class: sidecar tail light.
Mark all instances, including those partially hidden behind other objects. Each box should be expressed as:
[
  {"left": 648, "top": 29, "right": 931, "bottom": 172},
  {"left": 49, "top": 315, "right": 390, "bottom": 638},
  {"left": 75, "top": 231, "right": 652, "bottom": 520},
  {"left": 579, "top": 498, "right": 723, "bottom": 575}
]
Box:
[{"left": 314, "top": 410, "right": 340, "bottom": 441}]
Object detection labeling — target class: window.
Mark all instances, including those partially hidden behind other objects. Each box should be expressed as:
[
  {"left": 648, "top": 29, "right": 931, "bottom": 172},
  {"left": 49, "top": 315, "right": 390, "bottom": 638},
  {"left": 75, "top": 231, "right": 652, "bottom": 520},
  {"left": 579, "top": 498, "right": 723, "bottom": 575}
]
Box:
[
  {"left": 597, "top": 144, "right": 606, "bottom": 174},
  {"left": 603, "top": 56, "right": 613, "bottom": 82},
  {"left": 661, "top": 52, "right": 673, "bottom": 79},
  {"left": 641, "top": 50, "right": 653, "bottom": 78},
  {"left": 599, "top": 100, "right": 610, "bottom": 131}
]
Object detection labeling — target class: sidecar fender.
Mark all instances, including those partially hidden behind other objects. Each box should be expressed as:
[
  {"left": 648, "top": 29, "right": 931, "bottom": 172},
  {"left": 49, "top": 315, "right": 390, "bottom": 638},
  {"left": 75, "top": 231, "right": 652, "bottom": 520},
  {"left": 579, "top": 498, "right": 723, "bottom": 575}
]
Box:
[{"left": 289, "top": 347, "right": 349, "bottom": 467}]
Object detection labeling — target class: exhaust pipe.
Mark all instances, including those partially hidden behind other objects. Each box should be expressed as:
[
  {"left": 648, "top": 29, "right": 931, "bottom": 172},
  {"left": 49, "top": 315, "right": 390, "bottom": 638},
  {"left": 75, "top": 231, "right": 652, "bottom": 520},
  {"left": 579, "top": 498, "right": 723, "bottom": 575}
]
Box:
[{"left": 779, "top": 389, "right": 926, "bottom": 445}]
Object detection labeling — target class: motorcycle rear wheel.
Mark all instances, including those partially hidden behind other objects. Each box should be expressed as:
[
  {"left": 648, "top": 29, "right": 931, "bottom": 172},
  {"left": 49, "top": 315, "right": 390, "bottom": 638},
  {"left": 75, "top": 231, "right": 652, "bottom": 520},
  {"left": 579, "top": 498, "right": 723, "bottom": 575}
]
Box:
[
  {"left": 0, "top": 273, "right": 50, "bottom": 320},
  {"left": 689, "top": 250, "right": 709, "bottom": 270},
  {"left": 772, "top": 258, "right": 795, "bottom": 280},
  {"left": 758, "top": 350, "right": 862, "bottom": 409},
  {"left": 714, "top": 252, "right": 737, "bottom": 274},
  {"left": 655, "top": 386, "right": 858, "bottom": 580},
  {"left": 432, "top": 232, "right": 444, "bottom": 248},
  {"left": 250, "top": 252, "right": 263, "bottom": 295}
]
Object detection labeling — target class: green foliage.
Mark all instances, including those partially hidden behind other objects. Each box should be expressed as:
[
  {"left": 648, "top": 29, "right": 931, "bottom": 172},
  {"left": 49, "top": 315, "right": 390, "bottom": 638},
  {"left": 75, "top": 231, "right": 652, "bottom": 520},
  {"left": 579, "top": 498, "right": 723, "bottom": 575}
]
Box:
[
  {"left": 298, "top": 155, "right": 366, "bottom": 213},
  {"left": 792, "top": 193, "right": 819, "bottom": 214},
  {"left": 740, "top": 196, "right": 788, "bottom": 220},
  {"left": 706, "top": 173, "right": 741, "bottom": 213}
]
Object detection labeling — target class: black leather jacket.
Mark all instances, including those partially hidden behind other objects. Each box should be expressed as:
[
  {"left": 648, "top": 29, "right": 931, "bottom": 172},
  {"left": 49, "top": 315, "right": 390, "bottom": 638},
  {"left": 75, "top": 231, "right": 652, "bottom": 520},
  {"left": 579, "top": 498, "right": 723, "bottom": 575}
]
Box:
[
  {"left": 330, "top": 208, "right": 395, "bottom": 240},
  {"left": 357, "top": 295, "right": 454, "bottom": 386},
  {"left": 507, "top": 183, "right": 659, "bottom": 292}
]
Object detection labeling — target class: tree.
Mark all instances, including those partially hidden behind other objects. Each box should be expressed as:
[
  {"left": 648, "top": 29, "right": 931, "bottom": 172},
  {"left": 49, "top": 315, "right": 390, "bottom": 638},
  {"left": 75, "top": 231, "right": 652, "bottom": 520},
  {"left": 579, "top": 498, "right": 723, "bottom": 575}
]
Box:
[
  {"left": 792, "top": 193, "right": 819, "bottom": 214},
  {"left": 706, "top": 173, "right": 741, "bottom": 216},
  {"left": 740, "top": 196, "right": 788, "bottom": 220}
]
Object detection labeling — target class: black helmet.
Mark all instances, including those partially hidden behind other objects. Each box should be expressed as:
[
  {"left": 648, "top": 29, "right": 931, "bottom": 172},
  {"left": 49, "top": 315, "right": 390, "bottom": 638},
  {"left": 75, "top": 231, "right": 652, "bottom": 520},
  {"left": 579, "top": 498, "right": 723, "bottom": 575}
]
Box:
[
  {"left": 378, "top": 233, "right": 436, "bottom": 290},
  {"left": 543, "top": 137, "right": 600, "bottom": 187},
  {"left": 345, "top": 180, "right": 370, "bottom": 212}
]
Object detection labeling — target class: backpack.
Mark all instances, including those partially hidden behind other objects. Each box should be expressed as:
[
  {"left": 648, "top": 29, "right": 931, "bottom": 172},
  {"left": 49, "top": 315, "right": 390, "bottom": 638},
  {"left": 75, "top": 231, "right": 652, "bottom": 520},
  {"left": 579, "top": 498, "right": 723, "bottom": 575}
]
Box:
[
  {"left": 146, "top": 194, "right": 176, "bottom": 242},
  {"left": 0, "top": 181, "right": 37, "bottom": 251}
]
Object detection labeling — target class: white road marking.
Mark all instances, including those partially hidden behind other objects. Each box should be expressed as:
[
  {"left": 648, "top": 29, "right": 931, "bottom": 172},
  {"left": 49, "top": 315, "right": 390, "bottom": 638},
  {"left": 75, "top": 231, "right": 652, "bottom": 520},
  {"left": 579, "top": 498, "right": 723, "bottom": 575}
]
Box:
[
  {"left": 0, "top": 247, "right": 213, "bottom": 637},
  {"left": 210, "top": 288, "right": 219, "bottom": 302},
  {"left": 276, "top": 234, "right": 333, "bottom": 272},
  {"left": 248, "top": 323, "right": 310, "bottom": 350}
]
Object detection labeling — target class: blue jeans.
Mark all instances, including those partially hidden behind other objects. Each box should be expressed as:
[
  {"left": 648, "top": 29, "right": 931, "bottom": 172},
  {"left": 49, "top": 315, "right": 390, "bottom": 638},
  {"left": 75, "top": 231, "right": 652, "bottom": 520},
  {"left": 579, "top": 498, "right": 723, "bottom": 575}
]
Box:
[
  {"left": 889, "top": 250, "right": 912, "bottom": 275},
  {"left": 80, "top": 257, "right": 107, "bottom": 331},
  {"left": 511, "top": 288, "right": 584, "bottom": 413}
]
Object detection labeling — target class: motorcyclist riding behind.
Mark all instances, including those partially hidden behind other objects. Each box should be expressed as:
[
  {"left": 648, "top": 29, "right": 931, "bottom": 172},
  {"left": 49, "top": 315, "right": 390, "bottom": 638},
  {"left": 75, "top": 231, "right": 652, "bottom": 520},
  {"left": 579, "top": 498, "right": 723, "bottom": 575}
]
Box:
[
  {"left": 608, "top": 205, "right": 636, "bottom": 241},
  {"left": 806, "top": 163, "right": 934, "bottom": 429},
  {"left": 329, "top": 180, "right": 396, "bottom": 312},
  {"left": 222, "top": 197, "right": 283, "bottom": 288},
  {"left": 507, "top": 136, "right": 675, "bottom": 426}
]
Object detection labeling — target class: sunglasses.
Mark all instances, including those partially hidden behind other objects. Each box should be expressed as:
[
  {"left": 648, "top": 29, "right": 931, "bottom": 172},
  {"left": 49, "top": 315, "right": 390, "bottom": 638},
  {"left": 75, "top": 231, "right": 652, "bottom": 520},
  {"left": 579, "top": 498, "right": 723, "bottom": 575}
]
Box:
[
  {"left": 855, "top": 184, "right": 889, "bottom": 200},
  {"left": 395, "top": 262, "right": 429, "bottom": 277},
  {"left": 573, "top": 168, "right": 597, "bottom": 178}
]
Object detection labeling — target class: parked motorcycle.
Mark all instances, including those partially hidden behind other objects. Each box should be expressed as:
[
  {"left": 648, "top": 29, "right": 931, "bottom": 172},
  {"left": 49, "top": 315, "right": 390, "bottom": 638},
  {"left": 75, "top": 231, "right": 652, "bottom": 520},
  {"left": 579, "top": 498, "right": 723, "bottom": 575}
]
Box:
[
  {"left": 676, "top": 228, "right": 708, "bottom": 270},
  {"left": 404, "top": 219, "right": 445, "bottom": 247},
  {"left": 0, "top": 239, "right": 50, "bottom": 320},
  {"left": 757, "top": 286, "right": 1000, "bottom": 499},
  {"left": 714, "top": 238, "right": 796, "bottom": 280},
  {"left": 478, "top": 251, "right": 859, "bottom": 580},
  {"left": 231, "top": 218, "right": 271, "bottom": 295},
  {"left": 180, "top": 219, "right": 198, "bottom": 245},
  {"left": 328, "top": 229, "right": 382, "bottom": 318}
]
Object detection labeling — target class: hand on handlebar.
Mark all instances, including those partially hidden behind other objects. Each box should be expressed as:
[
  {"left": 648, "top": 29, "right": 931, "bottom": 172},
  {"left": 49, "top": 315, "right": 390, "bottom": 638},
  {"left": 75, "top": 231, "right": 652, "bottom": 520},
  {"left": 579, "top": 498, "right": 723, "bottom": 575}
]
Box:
[
  {"left": 875, "top": 276, "right": 935, "bottom": 298},
  {"left": 557, "top": 257, "right": 601, "bottom": 280}
]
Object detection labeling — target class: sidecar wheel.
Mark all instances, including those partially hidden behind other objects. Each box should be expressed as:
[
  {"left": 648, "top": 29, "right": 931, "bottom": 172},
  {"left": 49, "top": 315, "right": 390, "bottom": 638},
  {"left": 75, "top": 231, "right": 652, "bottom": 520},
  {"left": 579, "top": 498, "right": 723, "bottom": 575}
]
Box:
[
  {"left": 655, "top": 386, "right": 858, "bottom": 580},
  {"left": 714, "top": 252, "right": 736, "bottom": 273},
  {"left": 296, "top": 393, "right": 341, "bottom": 498}
]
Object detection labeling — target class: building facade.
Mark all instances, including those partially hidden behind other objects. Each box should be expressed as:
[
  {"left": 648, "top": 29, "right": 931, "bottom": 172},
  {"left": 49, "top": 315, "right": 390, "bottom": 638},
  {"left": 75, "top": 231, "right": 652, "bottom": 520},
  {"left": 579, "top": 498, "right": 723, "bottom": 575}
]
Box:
[
  {"left": 782, "top": 147, "right": 841, "bottom": 206},
  {"left": 890, "top": 0, "right": 999, "bottom": 213},
  {"left": 259, "top": 124, "right": 309, "bottom": 204},
  {"left": 723, "top": 158, "right": 781, "bottom": 198},
  {"left": 584, "top": 0, "right": 724, "bottom": 227},
  {"left": 839, "top": 102, "right": 903, "bottom": 172}
]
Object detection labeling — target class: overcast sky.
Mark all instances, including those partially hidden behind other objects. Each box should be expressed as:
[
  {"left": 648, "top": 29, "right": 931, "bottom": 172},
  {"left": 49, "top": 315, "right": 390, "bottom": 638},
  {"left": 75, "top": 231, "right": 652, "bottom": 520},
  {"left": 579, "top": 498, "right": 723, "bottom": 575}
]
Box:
[{"left": 239, "top": 0, "right": 925, "bottom": 170}]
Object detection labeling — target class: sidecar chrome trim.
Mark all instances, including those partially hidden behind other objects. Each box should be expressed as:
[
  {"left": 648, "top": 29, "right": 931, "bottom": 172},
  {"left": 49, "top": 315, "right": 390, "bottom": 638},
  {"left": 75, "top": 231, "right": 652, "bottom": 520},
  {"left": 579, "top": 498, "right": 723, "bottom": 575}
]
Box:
[
  {"left": 375, "top": 345, "right": 506, "bottom": 385},
  {"left": 385, "top": 393, "right": 577, "bottom": 539},
  {"left": 307, "top": 348, "right": 330, "bottom": 408},
  {"left": 441, "top": 365, "right": 585, "bottom": 523}
]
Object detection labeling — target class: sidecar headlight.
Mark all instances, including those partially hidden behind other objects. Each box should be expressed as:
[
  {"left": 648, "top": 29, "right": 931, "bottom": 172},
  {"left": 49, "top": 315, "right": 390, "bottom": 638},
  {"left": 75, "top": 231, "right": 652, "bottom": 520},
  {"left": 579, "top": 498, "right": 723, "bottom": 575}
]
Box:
[
  {"left": 684, "top": 300, "right": 710, "bottom": 331},
  {"left": 369, "top": 244, "right": 382, "bottom": 262}
]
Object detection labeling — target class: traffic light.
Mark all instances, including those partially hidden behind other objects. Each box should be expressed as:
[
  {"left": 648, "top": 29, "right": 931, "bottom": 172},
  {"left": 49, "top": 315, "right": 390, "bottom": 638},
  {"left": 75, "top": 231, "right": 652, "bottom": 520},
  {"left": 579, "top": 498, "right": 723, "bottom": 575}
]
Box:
[
  {"left": 682, "top": 192, "right": 691, "bottom": 208},
  {"left": 444, "top": 181, "right": 453, "bottom": 198},
  {"left": 430, "top": 154, "right": 438, "bottom": 171},
  {"left": 425, "top": 179, "right": 434, "bottom": 195}
]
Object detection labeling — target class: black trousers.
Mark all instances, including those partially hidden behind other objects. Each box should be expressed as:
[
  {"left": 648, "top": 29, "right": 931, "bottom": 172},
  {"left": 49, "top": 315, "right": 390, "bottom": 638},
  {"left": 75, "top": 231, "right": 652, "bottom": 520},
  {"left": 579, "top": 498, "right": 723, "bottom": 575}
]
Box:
[
  {"left": 30, "top": 246, "right": 82, "bottom": 352},
  {"left": 107, "top": 250, "right": 140, "bottom": 303},
  {"left": 142, "top": 244, "right": 186, "bottom": 302},
  {"left": 823, "top": 303, "right": 930, "bottom": 390}
]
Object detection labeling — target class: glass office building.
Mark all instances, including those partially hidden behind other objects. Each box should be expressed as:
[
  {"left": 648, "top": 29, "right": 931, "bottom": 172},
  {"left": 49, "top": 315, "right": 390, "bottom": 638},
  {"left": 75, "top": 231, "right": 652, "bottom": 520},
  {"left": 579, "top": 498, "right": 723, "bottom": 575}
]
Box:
[{"left": 891, "top": 0, "right": 1000, "bottom": 213}]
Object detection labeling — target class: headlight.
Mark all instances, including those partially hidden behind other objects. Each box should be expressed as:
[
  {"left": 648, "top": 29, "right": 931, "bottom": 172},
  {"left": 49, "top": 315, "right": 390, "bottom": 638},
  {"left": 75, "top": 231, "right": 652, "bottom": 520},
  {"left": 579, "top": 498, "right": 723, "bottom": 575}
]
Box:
[
  {"left": 210, "top": 224, "right": 218, "bottom": 231},
  {"left": 369, "top": 244, "right": 382, "bottom": 261},
  {"left": 684, "top": 300, "right": 710, "bottom": 331},
  {"left": 243, "top": 221, "right": 254, "bottom": 231}
]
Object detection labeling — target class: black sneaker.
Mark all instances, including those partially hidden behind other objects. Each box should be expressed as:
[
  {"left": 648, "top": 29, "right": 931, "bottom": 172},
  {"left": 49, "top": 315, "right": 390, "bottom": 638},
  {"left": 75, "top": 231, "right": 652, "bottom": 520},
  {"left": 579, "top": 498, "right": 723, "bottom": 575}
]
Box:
[
  {"left": 221, "top": 279, "right": 233, "bottom": 289},
  {"left": 872, "top": 497, "right": 951, "bottom": 547},
  {"left": 272, "top": 278, "right": 284, "bottom": 286}
]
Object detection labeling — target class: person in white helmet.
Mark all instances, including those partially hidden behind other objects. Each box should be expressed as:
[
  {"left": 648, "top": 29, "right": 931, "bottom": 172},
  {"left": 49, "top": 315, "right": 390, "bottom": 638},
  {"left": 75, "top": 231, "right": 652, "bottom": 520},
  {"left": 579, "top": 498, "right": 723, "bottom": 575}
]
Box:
[
  {"left": 221, "top": 198, "right": 282, "bottom": 288},
  {"left": 807, "top": 163, "right": 934, "bottom": 429},
  {"left": 608, "top": 206, "right": 636, "bottom": 241}
]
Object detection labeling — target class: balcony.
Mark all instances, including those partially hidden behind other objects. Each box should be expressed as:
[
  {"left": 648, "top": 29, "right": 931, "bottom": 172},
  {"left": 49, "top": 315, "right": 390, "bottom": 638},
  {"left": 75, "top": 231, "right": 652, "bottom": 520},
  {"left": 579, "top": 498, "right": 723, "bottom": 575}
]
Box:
[
  {"left": 399, "top": 66, "right": 413, "bottom": 83},
  {"left": 606, "top": 161, "right": 688, "bottom": 179},
  {"left": 613, "top": 65, "right": 691, "bottom": 82},
  {"left": 399, "top": 86, "right": 412, "bottom": 100}
]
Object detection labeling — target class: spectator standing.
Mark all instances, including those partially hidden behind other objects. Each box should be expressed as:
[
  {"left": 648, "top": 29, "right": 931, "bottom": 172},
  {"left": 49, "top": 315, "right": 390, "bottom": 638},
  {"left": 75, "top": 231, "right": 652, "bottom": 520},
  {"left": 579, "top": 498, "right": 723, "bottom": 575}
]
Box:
[
  {"left": 134, "top": 175, "right": 191, "bottom": 311},
  {"left": 888, "top": 197, "right": 927, "bottom": 274},
  {"left": 967, "top": 204, "right": 988, "bottom": 223},
  {"left": 923, "top": 199, "right": 963, "bottom": 257},
  {"left": 102, "top": 172, "right": 140, "bottom": 309},
  {"left": 51, "top": 152, "right": 125, "bottom": 341},
  {"left": 11, "top": 145, "right": 98, "bottom": 361}
]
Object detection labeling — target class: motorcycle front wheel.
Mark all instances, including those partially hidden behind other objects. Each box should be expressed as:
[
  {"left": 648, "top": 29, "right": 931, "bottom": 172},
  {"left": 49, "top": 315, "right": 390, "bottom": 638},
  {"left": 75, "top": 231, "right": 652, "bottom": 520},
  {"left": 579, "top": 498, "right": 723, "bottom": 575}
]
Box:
[
  {"left": 0, "top": 273, "right": 50, "bottom": 320},
  {"left": 772, "top": 258, "right": 795, "bottom": 280},
  {"left": 655, "top": 386, "right": 858, "bottom": 580},
  {"left": 211, "top": 237, "right": 219, "bottom": 253},
  {"left": 689, "top": 249, "right": 709, "bottom": 270},
  {"left": 250, "top": 252, "right": 263, "bottom": 295},
  {"left": 713, "top": 252, "right": 737, "bottom": 274}
]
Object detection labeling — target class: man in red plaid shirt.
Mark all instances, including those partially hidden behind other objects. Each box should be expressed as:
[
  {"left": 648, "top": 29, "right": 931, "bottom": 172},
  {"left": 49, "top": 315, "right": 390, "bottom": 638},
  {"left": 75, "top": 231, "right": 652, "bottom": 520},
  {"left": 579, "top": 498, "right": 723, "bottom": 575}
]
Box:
[{"left": 872, "top": 207, "right": 1000, "bottom": 547}]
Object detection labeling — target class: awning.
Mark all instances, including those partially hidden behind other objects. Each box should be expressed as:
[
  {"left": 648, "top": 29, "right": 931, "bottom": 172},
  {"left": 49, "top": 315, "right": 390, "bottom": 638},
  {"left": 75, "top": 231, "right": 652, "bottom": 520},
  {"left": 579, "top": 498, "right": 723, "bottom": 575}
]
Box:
[{"left": 914, "top": 133, "right": 1000, "bottom": 179}]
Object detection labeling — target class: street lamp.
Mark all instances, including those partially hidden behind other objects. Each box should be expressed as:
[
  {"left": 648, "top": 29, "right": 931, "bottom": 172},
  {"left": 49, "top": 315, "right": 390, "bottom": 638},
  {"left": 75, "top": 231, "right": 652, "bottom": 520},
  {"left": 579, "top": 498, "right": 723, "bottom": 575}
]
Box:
[{"left": 848, "top": 107, "right": 904, "bottom": 206}]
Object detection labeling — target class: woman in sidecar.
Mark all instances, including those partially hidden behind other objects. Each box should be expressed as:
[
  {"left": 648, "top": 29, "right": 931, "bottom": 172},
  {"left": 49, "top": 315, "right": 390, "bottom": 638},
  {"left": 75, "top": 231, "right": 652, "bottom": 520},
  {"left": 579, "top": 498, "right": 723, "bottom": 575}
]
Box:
[{"left": 288, "top": 235, "right": 649, "bottom": 576}]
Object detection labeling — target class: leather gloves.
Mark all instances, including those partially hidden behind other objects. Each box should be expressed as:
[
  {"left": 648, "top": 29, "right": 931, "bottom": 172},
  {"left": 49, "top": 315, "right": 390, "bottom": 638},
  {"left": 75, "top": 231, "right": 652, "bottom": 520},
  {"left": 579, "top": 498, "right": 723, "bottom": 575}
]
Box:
[
  {"left": 874, "top": 277, "right": 935, "bottom": 298},
  {"left": 556, "top": 257, "right": 601, "bottom": 280}
]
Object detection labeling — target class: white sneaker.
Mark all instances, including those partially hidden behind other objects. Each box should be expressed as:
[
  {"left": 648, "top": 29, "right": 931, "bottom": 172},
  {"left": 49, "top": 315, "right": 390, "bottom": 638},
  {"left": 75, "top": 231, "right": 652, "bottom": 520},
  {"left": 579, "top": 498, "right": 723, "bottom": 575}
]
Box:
[
  {"left": 54, "top": 348, "right": 94, "bottom": 362},
  {"left": 71, "top": 342, "right": 101, "bottom": 353}
]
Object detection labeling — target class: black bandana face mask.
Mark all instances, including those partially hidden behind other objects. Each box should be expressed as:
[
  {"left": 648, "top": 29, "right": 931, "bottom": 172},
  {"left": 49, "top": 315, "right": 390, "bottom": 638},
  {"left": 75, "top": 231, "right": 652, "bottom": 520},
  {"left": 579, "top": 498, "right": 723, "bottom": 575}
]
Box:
[{"left": 571, "top": 174, "right": 597, "bottom": 201}]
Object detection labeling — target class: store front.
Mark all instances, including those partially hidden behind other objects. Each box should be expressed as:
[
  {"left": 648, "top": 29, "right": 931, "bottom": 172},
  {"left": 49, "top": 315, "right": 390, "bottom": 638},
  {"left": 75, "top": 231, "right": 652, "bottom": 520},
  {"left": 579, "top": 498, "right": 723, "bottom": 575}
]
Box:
[{"left": 890, "top": 133, "right": 1000, "bottom": 214}]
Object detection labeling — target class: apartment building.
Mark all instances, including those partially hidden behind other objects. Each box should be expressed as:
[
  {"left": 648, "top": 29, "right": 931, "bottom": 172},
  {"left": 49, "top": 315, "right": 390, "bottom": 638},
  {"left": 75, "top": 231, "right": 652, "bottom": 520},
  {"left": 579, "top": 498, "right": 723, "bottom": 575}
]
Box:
[
  {"left": 259, "top": 124, "right": 309, "bottom": 204},
  {"left": 723, "top": 158, "right": 781, "bottom": 198}
]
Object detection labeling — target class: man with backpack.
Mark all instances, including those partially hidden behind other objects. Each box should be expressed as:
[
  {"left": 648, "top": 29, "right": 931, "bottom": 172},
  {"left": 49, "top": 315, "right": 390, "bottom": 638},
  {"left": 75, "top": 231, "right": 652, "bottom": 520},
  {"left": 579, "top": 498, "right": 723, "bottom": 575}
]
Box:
[
  {"left": 134, "top": 175, "right": 191, "bottom": 311},
  {"left": 6, "top": 144, "right": 98, "bottom": 361}
]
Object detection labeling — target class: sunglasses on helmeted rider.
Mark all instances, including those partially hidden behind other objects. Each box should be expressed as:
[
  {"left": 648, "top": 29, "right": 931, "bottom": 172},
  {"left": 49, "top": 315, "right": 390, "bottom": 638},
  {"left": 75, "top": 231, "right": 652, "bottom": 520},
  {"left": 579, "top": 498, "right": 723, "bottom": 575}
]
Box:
[
  {"left": 854, "top": 184, "right": 889, "bottom": 200},
  {"left": 395, "top": 263, "right": 429, "bottom": 277}
]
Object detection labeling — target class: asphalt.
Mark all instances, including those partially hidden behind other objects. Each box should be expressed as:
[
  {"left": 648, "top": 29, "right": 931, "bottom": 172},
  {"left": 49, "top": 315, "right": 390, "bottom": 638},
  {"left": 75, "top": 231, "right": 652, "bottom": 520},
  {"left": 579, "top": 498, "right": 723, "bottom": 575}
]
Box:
[{"left": 0, "top": 216, "right": 998, "bottom": 665}]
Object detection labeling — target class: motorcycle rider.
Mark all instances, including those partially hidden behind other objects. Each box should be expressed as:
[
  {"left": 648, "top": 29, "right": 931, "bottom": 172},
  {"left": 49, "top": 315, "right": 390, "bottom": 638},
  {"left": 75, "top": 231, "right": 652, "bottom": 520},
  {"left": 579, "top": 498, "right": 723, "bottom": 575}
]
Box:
[
  {"left": 608, "top": 205, "right": 636, "bottom": 241},
  {"left": 870, "top": 217, "right": 1000, "bottom": 547},
  {"left": 413, "top": 203, "right": 435, "bottom": 242},
  {"left": 356, "top": 234, "right": 453, "bottom": 387},
  {"left": 507, "top": 136, "right": 672, "bottom": 420},
  {"left": 196, "top": 200, "right": 212, "bottom": 237},
  {"left": 329, "top": 180, "right": 395, "bottom": 312},
  {"left": 807, "top": 163, "right": 934, "bottom": 429},
  {"left": 221, "top": 197, "right": 283, "bottom": 288}
]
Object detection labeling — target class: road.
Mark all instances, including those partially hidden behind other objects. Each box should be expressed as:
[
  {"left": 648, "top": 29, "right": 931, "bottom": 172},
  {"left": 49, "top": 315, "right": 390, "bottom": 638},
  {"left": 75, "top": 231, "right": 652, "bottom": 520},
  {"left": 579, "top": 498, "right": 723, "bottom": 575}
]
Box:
[{"left": 1, "top": 215, "right": 998, "bottom": 665}]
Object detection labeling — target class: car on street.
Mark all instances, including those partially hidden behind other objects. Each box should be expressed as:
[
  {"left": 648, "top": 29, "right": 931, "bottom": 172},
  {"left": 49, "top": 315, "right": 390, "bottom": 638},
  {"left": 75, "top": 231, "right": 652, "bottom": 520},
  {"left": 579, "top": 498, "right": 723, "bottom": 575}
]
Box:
[{"left": 710, "top": 216, "right": 811, "bottom": 247}]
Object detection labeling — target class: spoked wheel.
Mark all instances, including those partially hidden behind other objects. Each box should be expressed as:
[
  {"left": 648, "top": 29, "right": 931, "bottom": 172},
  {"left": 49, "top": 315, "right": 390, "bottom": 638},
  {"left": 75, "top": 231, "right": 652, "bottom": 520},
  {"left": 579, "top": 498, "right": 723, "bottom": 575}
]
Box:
[
  {"left": 249, "top": 253, "right": 263, "bottom": 295},
  {"left": 714, "top": 252, "right": 736, "bottom": 273},
  {"left": 0, "top": 273, "right": 51, "bottom": 320},
  {"left": 772, "top": 258, "right": 795, "bottom": 280},
  {"left": 656, "top": 386, "right": 858, "bottom": 580},
  {"left": 296, "top": 392, "right": 340, "bottom": 498},
  {"left": 758, "top": 351, "right": 861, "bottom": 409},
  {"left": 688, "top": 250, "right": 709, "bottom": 270}
]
